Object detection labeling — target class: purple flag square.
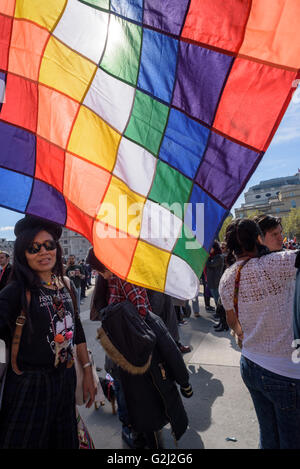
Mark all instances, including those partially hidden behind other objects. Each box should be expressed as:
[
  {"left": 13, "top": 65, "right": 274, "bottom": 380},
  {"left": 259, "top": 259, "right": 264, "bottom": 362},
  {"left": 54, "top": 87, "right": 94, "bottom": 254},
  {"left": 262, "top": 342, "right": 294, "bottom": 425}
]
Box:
[
  {"left": 172, "top": 43, "right": 233, "bottom": 125},
  {"left": 195, "top": 132, "right": 261, "bottom": 208},
  {"left": 143, "top": 0, "right": 189, "bottom": 36},
  {"left": 27, "top": 180, "right": 66, "bottom": 225},
  {"left": 0, "top": 121, "right": 36, "bottom": 176}
]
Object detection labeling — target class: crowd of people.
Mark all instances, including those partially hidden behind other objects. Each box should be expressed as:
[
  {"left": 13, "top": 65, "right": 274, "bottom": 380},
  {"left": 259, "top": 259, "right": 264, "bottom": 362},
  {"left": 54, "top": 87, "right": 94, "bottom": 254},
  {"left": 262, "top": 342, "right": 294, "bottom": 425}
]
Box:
[{"left": 0, "top": 212, "right": 299, "bottom": 449}]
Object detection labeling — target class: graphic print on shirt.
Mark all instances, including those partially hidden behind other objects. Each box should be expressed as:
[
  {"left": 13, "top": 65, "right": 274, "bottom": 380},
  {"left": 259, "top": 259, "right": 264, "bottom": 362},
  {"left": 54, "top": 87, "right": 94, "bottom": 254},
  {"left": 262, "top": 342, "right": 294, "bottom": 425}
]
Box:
[{"left": 39, "top": 290, "right": 74, "bottom": 367}]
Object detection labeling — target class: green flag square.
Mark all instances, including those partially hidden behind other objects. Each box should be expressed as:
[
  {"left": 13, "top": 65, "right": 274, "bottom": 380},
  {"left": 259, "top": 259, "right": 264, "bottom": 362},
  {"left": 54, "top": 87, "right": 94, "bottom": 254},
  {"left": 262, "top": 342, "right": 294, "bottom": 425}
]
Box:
[
  {"left": 79, "top": 0, "right": 109, "bottom": 10},
  {"left": 124, "top": 90, "right": 169, "bottom": 155},
  {"left": 149, "top": 160, "right": 193, "bottom": 219},
  {"left": 174, "top": 225, "right": 208, "bottom": 278},
  {"left": 100, "top": 15, "right": 142, "bottom": 85}
]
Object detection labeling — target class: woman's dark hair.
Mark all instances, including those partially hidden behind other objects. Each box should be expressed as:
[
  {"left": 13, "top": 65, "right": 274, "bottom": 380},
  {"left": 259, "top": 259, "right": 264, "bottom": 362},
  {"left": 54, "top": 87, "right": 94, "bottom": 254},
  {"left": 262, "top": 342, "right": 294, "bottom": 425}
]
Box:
[
  {"left": 225, "top": 218, "right": 263, "bottom": 259},
  {"left": 211, "top": 240, "right": 222, "bottom": 255},
  {"left": 253, "top": 214, "right": 282, "bottom": 236},
  {"left": 87, "top": 248, "right": 109, "bottom": 316},
  {"left": 90, "top": 275, "right": 109, "bottom": 317},
  {"left": 86, "top": 247, "right": 107, "bottom": 273}
]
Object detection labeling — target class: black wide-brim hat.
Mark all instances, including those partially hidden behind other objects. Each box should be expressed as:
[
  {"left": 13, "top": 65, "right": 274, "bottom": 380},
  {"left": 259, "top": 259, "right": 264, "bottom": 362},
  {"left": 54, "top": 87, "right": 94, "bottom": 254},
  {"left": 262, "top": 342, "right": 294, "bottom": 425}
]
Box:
[{"left": 14, "top": 215, "right": 62, "bottom": 240}]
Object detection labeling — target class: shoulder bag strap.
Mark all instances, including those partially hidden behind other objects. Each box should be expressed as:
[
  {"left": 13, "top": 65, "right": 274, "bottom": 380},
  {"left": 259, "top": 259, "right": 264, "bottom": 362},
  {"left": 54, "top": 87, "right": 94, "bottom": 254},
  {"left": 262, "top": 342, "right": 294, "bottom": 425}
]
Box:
[
  {"left": 233, "top": 258, "right": 251, "bottom": 318},
  {"left": 11, "top": 290, "right": 31, "bottom": 375}
]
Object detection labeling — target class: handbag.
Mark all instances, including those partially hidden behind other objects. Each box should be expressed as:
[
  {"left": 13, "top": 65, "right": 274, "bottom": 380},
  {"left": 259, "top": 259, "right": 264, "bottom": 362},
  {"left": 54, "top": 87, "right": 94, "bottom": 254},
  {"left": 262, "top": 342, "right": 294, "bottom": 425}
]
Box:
[{"left": 76, "top": 407, "right": 95, "bottom": 449}]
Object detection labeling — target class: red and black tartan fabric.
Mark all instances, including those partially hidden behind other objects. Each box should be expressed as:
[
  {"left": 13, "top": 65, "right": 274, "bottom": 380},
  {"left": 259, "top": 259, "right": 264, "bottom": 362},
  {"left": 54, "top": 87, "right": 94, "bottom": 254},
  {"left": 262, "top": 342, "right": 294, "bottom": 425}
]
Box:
[{"left": 107, "top": 274, "right": 152, "bottom": 318}]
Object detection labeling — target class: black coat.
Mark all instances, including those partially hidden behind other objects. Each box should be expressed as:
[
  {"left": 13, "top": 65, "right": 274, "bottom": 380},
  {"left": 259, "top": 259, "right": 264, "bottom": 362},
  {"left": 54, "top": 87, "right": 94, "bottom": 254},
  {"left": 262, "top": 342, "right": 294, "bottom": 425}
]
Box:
[
  {"left": 97, "top": 302, "right": 189, "bottom": 441},
  {"left": 0, "top": 264, "right": 12, "bottom": 292},
  {"left": 206, "top": 254, "right": 224, "bottom": 290}
]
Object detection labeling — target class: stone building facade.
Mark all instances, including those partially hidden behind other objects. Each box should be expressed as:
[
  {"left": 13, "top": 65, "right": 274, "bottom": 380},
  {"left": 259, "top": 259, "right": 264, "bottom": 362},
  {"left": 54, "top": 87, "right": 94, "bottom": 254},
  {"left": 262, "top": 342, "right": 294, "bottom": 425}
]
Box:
[
  {"left": 60, "top": 227, "right": 92, "bottom": 262},
  {"left": 0, "top": 238, "right": 14, "bottom": 257},
  {"left": 235, "top": 173, "right": 300, "bottom": 218}
]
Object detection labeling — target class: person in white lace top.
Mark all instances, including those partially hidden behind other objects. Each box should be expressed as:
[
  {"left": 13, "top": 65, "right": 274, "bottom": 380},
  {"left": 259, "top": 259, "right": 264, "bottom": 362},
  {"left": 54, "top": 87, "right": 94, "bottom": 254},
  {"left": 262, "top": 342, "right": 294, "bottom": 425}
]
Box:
[{"left": 219, "top": 218, "right": 300, "bottom": 449}]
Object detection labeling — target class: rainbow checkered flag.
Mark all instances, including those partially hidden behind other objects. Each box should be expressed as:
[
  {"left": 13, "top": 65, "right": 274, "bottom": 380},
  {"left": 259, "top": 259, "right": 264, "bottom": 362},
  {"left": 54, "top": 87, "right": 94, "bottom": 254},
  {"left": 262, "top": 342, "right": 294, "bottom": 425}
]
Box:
[{"left": 0, "top": 0, "right": 299, "bottom": 298}]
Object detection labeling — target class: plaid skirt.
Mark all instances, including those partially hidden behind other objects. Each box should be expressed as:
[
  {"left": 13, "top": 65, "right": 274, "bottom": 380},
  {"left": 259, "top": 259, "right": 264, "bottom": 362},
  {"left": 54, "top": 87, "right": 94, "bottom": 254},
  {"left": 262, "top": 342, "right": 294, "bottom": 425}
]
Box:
[{"left": 0, "top": 364, "right": 78, "bottom": 449}]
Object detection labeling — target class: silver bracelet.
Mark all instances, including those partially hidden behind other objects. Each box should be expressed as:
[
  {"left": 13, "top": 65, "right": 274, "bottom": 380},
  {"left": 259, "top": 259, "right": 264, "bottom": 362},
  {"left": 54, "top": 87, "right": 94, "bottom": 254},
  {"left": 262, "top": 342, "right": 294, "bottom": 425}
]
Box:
[{"left": 82, "top": 362, "right": 92, "bottom": 369}]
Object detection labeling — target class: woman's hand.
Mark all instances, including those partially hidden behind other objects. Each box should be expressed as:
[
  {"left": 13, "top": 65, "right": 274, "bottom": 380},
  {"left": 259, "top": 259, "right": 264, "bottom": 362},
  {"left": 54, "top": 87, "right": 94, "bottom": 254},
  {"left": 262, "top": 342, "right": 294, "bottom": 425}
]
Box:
[
  {"left": 236, "top": 331, "right": 244, "bottom": 348},
  {"left": 226, "top": 309, "right": 244, "bottom": 348},
  {"left": 82, "top": 367, "right": 97, "bottom": 408},
  {"left": 75, "top": 342, "right": 97, "bottom": 408}
]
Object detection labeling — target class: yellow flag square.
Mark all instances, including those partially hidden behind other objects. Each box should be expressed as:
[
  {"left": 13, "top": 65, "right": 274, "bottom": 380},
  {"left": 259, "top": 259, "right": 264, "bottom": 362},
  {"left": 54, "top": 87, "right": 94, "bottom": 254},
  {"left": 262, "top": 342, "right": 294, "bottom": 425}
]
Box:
[
  {"left": 127, "top": 240, "right": 170, "bottom": 291},
  {"left": 97, "top": 176, "right": 145, "bottom": 238},
  {"left": 39, "top": 36, "right": 96, "bottom": 102},
  {"left": 68, "top": 106, "right": 121, "bottom": 171},
  {"left": 15, "top": 0, "right": 66, "bottom": 31}
]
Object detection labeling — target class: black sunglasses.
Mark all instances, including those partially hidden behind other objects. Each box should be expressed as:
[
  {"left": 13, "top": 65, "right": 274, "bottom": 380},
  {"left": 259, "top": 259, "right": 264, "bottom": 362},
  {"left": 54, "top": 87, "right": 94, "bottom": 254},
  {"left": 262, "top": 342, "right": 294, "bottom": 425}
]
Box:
[{"left": 26, "top": 240, "right": 57, "bottom": 254}]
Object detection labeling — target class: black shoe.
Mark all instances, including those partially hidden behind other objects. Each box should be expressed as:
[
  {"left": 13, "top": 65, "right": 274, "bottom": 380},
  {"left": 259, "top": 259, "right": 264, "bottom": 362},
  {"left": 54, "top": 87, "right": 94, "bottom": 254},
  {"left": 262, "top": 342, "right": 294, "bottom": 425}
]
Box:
[
  {"left": 122, "top": 426, "right": 135, "bottom": 449},
  {"left": 205, "top": 306, "right": 215, "bottom": 311},
  {"left": 177, "top": 342, "right": 191, "bottom": 353},
  {"left": 144, "top": 431, "right": 163, "bottom": 449},
  {"left": 213, "top": 322, "right": 221, "bottom": 329},
  {"left": 131, "top": 431, "right": 147, "bottom": 449},
  {"left": 122, "top": 426, "right": 147, "bottom": 449},
  {"left": 215, "top": 325, "right": 229, "bottom": 332},
  {"left": 178, "top": 319, "right": 188, "bottom": 326}
]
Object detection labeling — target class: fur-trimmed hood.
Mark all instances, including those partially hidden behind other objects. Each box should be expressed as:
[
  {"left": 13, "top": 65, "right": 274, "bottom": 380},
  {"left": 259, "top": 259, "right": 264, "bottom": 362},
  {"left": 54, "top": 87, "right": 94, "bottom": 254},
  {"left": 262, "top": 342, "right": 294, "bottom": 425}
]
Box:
[{"left": 96, "top": 300, "right": 156, "bottom": 375}]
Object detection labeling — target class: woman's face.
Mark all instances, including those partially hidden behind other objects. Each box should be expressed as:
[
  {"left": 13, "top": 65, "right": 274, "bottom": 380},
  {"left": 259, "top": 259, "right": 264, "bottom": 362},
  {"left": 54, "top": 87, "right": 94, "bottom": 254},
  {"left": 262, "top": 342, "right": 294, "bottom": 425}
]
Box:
[{"left": 25, "top": 230, "right": 57, "bottom": 275}]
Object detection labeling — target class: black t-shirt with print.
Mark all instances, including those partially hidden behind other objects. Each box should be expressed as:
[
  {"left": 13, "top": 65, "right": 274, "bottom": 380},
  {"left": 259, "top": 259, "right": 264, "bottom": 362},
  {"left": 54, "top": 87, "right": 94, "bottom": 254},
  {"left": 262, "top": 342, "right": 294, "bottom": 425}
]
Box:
[{"left": 0, "top": 281, "right": 86, "bottom": 369}]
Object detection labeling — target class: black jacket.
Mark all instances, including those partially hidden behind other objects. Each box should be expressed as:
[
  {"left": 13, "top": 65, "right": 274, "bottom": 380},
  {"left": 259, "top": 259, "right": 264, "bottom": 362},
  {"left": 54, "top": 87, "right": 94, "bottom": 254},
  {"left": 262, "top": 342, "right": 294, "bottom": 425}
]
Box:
[
  {"left": 206, "top": 254, "right": 224, "bottom": 290},
  {"left": 0, "top": 264, "right": 12, "bottom": 292},
  {"left": 97, "top": 301, "right": 190, "bottom": 440}
]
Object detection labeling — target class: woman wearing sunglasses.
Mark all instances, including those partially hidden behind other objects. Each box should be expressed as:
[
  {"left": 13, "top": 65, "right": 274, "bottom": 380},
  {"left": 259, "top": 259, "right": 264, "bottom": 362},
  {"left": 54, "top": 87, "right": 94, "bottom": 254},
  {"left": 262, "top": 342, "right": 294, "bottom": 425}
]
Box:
[{"left": 0, "top": 215, "right": 96, "bottom": 448}]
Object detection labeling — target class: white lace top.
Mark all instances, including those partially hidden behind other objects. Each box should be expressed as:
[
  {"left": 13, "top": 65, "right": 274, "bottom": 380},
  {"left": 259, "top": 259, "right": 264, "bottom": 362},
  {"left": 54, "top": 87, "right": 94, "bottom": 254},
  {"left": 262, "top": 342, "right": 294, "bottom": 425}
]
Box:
[{"left": 219, "top": 250, "right": 299, "bottom": 378}]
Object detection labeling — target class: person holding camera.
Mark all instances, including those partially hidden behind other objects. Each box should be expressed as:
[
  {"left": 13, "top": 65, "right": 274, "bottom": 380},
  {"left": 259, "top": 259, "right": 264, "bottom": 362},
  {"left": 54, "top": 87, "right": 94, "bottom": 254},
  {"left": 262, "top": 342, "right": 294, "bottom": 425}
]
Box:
[{"left": 65, "top": 255, "right": 84, "bottom": 313}]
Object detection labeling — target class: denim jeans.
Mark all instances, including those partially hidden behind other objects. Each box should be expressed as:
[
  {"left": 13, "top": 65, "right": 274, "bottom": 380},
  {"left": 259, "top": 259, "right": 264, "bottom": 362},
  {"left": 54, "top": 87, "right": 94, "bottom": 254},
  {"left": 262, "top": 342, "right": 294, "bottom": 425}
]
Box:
[
  {"left": 209, "top": 288, "right": 220, "bottom": 308},
  {"left": 113, "top": 378, "right": 130, "bottom": 426},
  {"left": 240, "top": 355, "right": 300, "bottom": 449},
  {"left": 74, "top": 286, "right": 81, "bottom": 313}
]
